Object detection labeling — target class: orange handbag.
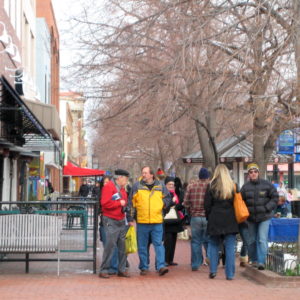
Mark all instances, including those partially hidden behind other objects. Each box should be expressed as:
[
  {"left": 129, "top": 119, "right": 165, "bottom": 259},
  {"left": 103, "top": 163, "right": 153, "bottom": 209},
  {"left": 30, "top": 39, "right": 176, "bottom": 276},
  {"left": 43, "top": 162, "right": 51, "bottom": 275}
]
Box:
[{"left": 233, "top": 185, "right": 249, "bottom": 223}]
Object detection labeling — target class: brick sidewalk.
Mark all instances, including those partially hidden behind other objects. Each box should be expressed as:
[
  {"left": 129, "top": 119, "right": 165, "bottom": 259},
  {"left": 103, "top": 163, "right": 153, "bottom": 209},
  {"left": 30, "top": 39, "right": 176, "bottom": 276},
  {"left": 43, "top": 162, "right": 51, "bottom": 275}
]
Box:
[{"left": 0, "top": 240, "right": 300, "bottom": 300}]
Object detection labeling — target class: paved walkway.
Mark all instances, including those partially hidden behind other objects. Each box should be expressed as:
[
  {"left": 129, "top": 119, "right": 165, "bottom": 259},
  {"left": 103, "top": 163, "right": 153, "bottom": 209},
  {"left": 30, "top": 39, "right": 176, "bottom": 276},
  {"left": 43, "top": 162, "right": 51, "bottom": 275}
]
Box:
[{"left": 1, "top": 240, "right": 300, "bottom": 300}]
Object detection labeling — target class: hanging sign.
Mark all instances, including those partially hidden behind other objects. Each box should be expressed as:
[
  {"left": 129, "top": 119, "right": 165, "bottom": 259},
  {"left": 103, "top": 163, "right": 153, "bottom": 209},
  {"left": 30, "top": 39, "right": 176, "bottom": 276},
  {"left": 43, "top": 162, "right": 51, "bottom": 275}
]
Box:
[{"left": 277, "top": 130, "right": 294, "bottom": 154}]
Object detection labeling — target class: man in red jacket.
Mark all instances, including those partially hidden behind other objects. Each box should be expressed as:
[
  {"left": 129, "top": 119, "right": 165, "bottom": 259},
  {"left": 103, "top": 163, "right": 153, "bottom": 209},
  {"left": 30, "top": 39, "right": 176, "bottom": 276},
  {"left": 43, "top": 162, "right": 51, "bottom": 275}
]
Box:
[{"left": 99, "top": 169, "right": 132, "bottom": 278}]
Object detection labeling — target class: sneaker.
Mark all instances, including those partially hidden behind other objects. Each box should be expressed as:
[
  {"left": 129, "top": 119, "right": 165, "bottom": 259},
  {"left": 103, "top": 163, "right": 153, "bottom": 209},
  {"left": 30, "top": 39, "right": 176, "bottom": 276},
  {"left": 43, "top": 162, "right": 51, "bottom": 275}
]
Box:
[
  {"left": 169, "top": 262, "right": 178, "bottom": 266},
  {"left": 99, "top": 273, "right": 109, "bottom": 279},
  {"left": 191, "top": 267, "right": 199, "bottom": 271},
  {"left": 209, "top": 272, "right": 216, "bottom": 279},
  {"left": 258, "top": 264, "right": 265, "bottom": 270},
  {"left": 140, "top": 270, "right": 148, "bottom": 276},
  {"left": 158, "top": 267, "right": 169, "bottom": 276}
]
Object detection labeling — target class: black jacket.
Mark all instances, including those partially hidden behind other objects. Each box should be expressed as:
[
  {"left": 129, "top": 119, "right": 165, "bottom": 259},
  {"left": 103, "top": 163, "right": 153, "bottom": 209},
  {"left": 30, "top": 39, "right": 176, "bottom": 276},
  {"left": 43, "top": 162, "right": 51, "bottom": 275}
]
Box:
[
  {"left": 204, "top": 186, "right": 239, "bottom": 236},
  {"left": 79, "top": 184, "right": 90, "bottom": 197},
  {"left": 92, "top": 186, "right": 101, "bottom": 199},
  {"left": 241, "top": 179, "right": 278, "bottom": 223}
]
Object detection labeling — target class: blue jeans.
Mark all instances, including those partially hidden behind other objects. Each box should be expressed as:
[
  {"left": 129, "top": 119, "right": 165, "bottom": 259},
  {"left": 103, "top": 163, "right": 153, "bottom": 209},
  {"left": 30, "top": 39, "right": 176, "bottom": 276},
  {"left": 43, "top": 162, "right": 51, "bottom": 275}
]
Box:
[
  {"left": 208, "top": 234, "right": 236, "bottom": 279},
  {"left": 190, "top": 216, "right": 208, "bottom": 270},
  {"left": 137, "top": 223, "right": 165, "bottom": 271},
  {"left": 247, "top": 219, "right": 270, "bottom": 265},
  {"left": 239, "top": 223, "right": 250, "bottom": 258},
  {"left": 99, "top": 223, "right": 118, "bottom": 273}
]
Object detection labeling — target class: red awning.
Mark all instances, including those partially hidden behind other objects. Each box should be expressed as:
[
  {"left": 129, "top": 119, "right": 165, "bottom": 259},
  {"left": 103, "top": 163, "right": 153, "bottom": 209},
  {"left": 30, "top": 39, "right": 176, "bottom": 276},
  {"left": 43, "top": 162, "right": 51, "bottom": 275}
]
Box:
[{"left": 63, "top": 161, "right": 105, "bottom": 177}]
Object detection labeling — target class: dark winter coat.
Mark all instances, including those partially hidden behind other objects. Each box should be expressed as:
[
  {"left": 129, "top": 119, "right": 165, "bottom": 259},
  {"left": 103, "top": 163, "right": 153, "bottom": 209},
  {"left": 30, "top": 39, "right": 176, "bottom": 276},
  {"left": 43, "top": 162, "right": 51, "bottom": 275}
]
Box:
[
  {"left": 204, "top": 185, "right": 239, "bottom": 236},
  {"left": 78, "top": 184, "right": 90, "bottom": 197},
  {"left": 241, "top": 178, "right": 278, "bottom": 223}
]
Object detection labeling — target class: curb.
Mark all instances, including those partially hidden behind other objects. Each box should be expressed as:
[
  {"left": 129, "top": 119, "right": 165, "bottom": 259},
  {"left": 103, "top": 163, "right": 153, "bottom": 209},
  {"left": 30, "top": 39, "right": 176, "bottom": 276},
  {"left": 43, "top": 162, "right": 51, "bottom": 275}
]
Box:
[{"left": 242, "top": 264, "right": 300, "bottom": 288}]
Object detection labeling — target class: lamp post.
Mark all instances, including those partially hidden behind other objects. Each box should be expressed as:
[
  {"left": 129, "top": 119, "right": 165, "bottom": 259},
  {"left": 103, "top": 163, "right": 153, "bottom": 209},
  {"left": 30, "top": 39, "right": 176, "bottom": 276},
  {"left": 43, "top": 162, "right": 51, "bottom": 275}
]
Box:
[
  {"left": 293, "top": 128, "right": 300, "bottom": 188},
  {"left": 272, "top": 163, "right": 279, "bottom": 184}
]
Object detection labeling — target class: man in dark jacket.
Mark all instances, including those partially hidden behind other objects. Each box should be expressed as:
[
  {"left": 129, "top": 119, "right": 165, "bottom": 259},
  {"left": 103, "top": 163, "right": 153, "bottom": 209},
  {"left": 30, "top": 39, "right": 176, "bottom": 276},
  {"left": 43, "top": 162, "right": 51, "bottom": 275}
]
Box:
[
  {"left": 241, "top": 163, "right": 278, "bottom": 270},
  {"left": 78, "top": 179, "right": 90, "bottom": 197},
  {"left": 92, "top": 181, "right": 101, "bottom": 200}
]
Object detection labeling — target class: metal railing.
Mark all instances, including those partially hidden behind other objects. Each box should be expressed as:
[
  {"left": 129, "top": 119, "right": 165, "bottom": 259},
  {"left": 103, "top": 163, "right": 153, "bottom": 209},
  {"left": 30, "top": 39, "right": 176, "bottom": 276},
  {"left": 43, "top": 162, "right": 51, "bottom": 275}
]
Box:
[
  {"left": 0, "top": 198, "right": 99, "bottom": 274},
  {"left": 267, "top": 219, "right": 300, "bottom": 276}
]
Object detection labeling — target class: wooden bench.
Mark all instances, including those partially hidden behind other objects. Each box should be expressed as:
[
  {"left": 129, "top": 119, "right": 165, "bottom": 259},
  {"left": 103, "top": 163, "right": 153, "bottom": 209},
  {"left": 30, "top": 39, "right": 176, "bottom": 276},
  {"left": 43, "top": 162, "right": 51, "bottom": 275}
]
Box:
[{"left": 0, "top": 214, "right": 62, "bottom": 275}]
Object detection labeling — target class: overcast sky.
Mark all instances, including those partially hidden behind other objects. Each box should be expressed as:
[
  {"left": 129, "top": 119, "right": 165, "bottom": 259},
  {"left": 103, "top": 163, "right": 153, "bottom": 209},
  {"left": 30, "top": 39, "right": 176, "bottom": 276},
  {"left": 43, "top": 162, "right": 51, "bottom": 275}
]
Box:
[
  {"left": 52, "top": 0, "right": 80, "bottom": 77},
  {"left": 52, "top": 0, "right": 102, "bottom": 141}
]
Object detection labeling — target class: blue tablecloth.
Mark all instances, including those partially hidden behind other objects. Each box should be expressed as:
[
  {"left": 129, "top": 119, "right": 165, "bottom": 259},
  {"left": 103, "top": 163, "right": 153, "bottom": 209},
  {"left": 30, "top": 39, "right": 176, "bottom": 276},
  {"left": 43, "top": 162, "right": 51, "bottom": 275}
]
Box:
[{"left": 268, "top": 218, "right": 300, "bottom": 242}]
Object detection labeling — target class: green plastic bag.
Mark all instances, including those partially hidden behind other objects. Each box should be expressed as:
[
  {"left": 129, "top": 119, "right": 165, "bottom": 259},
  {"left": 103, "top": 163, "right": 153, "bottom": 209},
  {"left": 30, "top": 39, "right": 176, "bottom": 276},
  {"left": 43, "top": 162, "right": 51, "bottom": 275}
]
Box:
[{"left": 125, "top": 226, "right": 137, "bottom": 254}]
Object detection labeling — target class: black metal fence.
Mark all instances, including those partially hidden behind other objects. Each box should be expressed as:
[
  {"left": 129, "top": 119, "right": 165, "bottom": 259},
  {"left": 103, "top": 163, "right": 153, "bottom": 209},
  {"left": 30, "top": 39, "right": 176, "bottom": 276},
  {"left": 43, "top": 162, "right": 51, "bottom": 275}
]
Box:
[
  {"left": 267, "top": 219, "right": 300, "bottom": 276},
  {"left": 0, "top": 197, "right": 99, "bottom": 274}
]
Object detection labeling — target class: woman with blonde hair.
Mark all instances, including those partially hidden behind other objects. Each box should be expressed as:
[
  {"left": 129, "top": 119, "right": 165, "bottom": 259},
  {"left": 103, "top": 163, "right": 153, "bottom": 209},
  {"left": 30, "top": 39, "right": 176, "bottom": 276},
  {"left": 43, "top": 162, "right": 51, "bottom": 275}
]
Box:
[{"left": 204, "top": 164, "right": 239, "bottom": 280}]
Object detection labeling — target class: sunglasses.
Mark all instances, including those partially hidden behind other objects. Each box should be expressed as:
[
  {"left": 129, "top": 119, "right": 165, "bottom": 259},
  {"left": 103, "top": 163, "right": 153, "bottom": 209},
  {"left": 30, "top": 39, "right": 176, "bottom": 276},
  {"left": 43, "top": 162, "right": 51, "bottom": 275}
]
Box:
[{"left": 249, "top": 169, "right": 258, "bottom": 174}]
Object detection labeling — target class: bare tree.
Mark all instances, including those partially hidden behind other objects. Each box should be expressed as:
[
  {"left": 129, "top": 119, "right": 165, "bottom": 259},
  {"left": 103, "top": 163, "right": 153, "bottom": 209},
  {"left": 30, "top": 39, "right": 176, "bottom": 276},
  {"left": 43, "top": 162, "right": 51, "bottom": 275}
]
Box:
[{"left": 65, "top": 0, "right": 299, "bottom": 178}]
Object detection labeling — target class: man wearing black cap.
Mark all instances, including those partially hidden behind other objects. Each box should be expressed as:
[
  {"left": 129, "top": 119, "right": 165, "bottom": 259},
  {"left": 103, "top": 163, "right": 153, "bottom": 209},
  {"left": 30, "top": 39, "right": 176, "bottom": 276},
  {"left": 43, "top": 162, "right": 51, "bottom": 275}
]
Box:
[
  {"left": 99, "top": 169, "right": 133, "bottom": 278},
  {"left": 183, "top": 167, "right": 210, "bottom": 271}
]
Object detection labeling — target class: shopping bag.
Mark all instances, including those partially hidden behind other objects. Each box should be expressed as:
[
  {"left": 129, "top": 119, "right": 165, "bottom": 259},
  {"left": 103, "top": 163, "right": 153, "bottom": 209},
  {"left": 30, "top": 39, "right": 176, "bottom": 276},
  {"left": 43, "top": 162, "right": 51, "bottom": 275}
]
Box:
[
  {"left": 125, "top": 226, "right": 137, "bottom": 254},
  {"left": 234, "top": 185, "right": 249, "bottom": 223},
  {"left": 164, "top": 207, "right": 181, "bottom": 224},
  {"left": 177, "top": 228, "right": 190, "bottom": 240}
]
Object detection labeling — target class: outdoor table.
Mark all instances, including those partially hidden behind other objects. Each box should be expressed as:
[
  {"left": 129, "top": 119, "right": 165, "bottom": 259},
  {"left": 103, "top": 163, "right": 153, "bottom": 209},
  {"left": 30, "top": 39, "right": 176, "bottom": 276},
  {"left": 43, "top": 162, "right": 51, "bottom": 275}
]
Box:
[{"left": 268, "top": 218, "right": 300, "bottom": 243}]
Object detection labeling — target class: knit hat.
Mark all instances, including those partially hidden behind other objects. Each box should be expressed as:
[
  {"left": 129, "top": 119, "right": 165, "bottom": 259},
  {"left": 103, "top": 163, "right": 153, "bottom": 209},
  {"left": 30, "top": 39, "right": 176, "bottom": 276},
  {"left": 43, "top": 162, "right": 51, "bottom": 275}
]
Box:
[
  {"left": 156, "top": 168, "right": 165, "bottom": 176},
  {"left": 115, "top": 169, "right": 130, "bottom": 177},
  {"left": 247, "top": 163, "right": 259, "bottom": 172},
  {"left": 165, "top": 176, "right": 175, "bottom": 185},
  {"left": 198, "top": 168, "right": 209, "bottom": 179}
]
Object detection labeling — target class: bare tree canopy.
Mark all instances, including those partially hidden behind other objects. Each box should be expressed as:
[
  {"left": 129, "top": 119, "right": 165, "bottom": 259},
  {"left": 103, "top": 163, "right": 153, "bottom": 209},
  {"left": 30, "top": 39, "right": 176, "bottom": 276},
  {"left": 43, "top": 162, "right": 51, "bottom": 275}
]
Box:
[{"left": 65, "top": 0, "right": 300, "bottom": 179}]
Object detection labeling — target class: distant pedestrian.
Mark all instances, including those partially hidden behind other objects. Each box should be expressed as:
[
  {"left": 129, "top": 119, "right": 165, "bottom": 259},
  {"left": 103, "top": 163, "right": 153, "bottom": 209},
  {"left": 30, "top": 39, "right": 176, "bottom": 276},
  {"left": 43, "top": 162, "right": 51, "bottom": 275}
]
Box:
[
  {"left": 78, "top": 179, "right": 90, "bottom": 197},
  {"left": 156, "top": 168, "right": 166, "bottom": 183},
  {"left": 92, "top": 181, "right": 101, "bottom": 200}
]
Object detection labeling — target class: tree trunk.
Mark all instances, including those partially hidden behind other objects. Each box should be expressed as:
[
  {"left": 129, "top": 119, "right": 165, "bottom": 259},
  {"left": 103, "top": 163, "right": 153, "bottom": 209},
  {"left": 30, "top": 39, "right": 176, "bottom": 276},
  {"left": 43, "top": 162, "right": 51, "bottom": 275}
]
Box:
[
  {"left": 194, "top": 114, "right": 218, "bottom": 172},
  {"left": 294, "top": 0, "right": 300, "bottom": 103}
]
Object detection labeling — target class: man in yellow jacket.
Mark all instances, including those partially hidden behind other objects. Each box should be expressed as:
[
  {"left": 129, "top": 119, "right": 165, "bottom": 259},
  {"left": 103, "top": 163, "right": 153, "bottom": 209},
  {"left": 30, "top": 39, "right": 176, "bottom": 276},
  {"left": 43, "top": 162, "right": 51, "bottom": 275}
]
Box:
[{"left": 128, "top": 166, "right": 172, "bottom": 276}]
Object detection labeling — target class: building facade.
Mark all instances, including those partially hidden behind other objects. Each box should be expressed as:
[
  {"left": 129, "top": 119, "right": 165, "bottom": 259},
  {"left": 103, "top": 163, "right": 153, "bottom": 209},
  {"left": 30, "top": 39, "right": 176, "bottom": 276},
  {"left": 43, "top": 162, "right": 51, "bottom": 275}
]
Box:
[
  {"left": 60, "top": 91, "right": 88, "bottom": 194},
  {"left": 0, "top": 0, "right": 61, "bottom": 202}
]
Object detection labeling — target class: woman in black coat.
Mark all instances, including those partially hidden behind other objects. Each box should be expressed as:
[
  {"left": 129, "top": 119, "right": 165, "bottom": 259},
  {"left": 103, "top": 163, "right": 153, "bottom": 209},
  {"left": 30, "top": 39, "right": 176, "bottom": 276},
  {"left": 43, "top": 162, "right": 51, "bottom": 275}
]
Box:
[
  {"left": 164, "top": 176, "right": 184, "bottom": 266},
  {"left": 204, "top": 164, "right": 239, "bottom": 280}
]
